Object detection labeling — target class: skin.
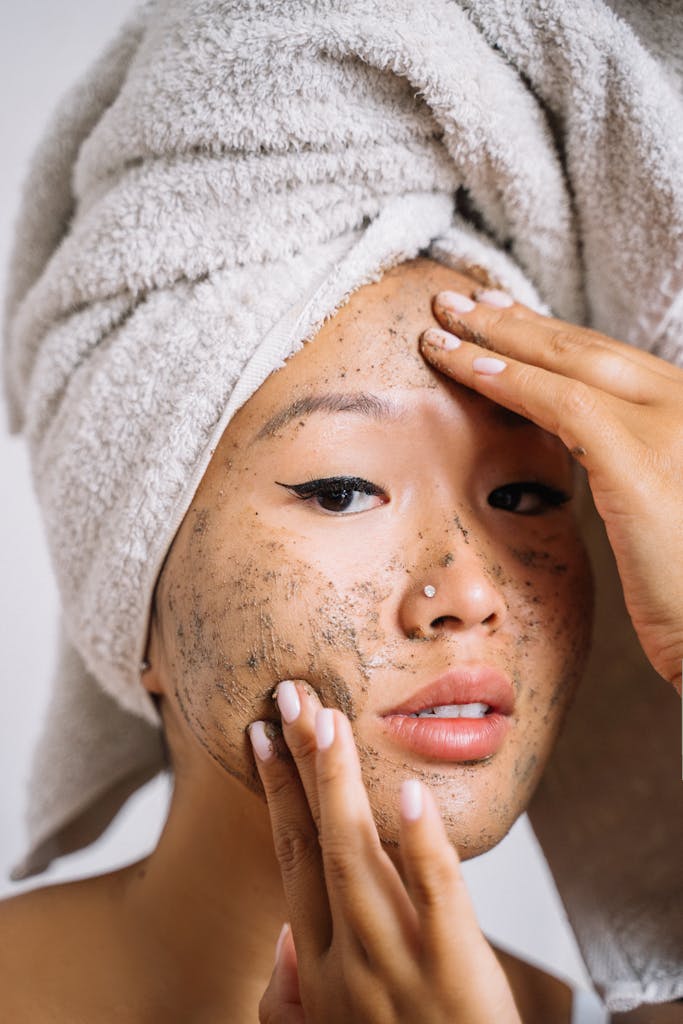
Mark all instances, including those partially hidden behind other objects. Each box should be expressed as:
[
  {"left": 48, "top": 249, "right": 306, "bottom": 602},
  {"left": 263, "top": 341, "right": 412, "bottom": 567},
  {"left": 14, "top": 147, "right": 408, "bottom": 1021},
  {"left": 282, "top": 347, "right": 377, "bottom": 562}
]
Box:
[
  {"left": 255, "top": 274, "right": 683, "bottom": 1022},
  {"left": 150, "top": 258, "right": 593, "bottom": 863},
  {"left": 0, "top": 258, "right": 680, "bottom": 1022},
  {"left": 424, "top": 287, "right": 683, "bottom": 691}
]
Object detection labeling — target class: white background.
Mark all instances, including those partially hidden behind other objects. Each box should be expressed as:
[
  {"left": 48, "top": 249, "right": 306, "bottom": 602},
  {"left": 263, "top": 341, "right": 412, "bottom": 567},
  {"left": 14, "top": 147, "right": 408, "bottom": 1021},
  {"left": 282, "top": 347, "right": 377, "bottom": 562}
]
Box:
[{"left": 0, "top": 0, "right": 591, "bottom": 993}]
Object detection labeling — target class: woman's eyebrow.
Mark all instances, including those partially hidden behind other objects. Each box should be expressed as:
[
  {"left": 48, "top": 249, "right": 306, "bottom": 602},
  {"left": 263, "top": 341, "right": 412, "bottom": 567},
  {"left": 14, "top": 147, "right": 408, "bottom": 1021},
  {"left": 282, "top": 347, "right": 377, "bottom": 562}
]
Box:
[{"left": 251, "top": 391, "right": 404, "bottom": 443}]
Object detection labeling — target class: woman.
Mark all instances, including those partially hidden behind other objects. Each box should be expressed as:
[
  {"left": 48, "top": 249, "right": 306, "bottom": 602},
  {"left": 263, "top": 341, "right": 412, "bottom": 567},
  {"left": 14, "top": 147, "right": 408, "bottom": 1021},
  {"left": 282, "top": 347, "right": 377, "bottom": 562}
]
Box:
[
  {"left": 2, "top": 1, "right": 682, "bottom": 1021},
  {"left": 2, "top": 257, "right": 682, "bottom": 1021}
]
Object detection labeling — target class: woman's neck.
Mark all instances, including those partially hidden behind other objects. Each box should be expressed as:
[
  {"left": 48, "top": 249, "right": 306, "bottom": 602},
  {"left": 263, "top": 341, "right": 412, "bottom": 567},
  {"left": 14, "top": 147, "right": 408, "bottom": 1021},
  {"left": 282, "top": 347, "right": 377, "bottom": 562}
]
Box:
[{"left": 120, "top": 763, "right": 288, "bottom": 1020}]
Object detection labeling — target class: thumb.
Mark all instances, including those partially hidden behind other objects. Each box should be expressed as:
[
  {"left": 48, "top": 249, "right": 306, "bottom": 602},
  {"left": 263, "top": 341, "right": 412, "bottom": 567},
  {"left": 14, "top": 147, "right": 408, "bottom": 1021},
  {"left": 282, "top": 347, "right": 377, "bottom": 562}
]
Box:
[
  {"left": 274, "top": 923, "right": 301, "bottom": 1004},
  {"left": 258, "top": 923, "right": 305, "bottom": 1024}
]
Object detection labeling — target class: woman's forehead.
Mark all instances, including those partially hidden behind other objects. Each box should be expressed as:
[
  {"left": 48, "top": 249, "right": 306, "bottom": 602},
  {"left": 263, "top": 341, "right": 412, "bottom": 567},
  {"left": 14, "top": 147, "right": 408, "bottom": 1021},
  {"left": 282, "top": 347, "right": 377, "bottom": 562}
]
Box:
[
  {"left": 239, "top": 260, "right": 545, "bottom": 446},
  {"left": 237, "top": 259, "right": 478, "bottom": 427}
]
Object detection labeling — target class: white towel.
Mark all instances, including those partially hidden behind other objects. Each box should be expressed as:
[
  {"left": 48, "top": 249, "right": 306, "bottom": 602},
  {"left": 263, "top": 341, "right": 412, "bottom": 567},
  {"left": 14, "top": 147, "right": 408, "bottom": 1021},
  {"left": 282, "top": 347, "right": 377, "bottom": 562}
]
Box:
[
  {"left": 572, "top": 985, "right": 609, "bottom": 1024},
  {"left": 3, "top": 1, "right": 682, "bottom": 1012}
]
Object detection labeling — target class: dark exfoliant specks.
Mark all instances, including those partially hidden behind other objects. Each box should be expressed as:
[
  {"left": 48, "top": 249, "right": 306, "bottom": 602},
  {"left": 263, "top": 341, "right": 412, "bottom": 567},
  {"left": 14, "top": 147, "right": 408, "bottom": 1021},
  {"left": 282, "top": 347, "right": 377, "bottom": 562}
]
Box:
[
  {"left": 452, "top": 512, "right": 470, "bottom": 543},
  {"left": 147, "top": 257, "right": 595, "bottom": 863}
]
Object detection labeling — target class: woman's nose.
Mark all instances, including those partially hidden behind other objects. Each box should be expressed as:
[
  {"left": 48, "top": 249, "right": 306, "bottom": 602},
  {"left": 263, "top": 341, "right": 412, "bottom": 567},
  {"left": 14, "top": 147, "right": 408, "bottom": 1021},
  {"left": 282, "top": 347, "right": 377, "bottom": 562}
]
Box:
[{"left": 399, "top": 546, "right": 508, "bottom": 639}]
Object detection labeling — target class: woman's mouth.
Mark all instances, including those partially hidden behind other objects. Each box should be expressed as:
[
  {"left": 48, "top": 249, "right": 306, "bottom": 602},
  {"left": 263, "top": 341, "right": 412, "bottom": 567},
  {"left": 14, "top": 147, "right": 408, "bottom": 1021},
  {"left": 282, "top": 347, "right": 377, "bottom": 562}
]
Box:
[
  {"left": 407, "top": 702, "right": 490, "bottom": 718},
  {"left": 377, "top": 667, "right": 514, "bottom": 762}
]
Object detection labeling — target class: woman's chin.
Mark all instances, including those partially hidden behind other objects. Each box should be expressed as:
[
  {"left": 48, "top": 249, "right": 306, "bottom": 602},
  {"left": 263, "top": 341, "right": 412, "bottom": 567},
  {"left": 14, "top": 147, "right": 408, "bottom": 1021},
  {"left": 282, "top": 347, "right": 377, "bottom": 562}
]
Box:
[{"left": 379, "top": 824, "right": 512, "bottom": 869}]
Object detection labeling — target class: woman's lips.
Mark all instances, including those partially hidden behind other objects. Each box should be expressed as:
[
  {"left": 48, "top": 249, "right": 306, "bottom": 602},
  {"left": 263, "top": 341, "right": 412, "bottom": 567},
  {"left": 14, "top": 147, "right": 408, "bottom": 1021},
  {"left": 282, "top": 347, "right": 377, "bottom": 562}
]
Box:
[
  {"left": 378, "top": 666, "right": 514, "bottom": 763},
  {"left": 378, "top": 713, "right": 511, "bottom": 761}
]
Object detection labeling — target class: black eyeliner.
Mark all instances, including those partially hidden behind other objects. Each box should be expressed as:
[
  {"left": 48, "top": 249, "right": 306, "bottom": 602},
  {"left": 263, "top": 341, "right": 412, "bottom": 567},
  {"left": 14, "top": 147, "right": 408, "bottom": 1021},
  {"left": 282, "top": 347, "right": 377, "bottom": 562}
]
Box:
[{"left": 275, "top": 475, "right": 384, "bottom": 497}]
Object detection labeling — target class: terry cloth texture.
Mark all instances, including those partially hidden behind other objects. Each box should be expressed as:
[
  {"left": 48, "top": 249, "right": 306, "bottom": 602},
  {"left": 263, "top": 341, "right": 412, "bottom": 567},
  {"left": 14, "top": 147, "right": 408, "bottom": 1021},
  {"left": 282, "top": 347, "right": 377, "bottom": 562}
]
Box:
[{"left": 3, "top": 0, "right": 682, "bottom": 1012}]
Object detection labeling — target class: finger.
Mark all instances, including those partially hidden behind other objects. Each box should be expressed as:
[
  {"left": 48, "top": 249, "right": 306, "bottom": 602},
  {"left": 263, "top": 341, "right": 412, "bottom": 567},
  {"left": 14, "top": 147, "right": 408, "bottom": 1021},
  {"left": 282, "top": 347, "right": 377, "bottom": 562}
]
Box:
[
  {"left": 272, "top": 680, "right": 323, "bottom": 832},
  {"left": 432, "top": 288, "right": 682, "bottom": 399},
  {"left": 400, "top": 783, "right": 525, "bottom": 1023},
  {"left": 443, "top": 285, "right": 683, "bottom": 382},
  {"left": 258, "top": 925, "right": 305, "bottom": 1024},
  {"left": 314, "top": 709, "right": 419, "bottom": 970},
  {"left": 399, "top": 780, "right": 483, "bottom": 965},
  {"left": 275, "top": 924, "right": 302, "bottom": 1005},
  {"left": 419, "top": 327, "right": 631, "bottom": 461},
  {"left": 248, "top": 719, "right": 331, "bottom": 960}
]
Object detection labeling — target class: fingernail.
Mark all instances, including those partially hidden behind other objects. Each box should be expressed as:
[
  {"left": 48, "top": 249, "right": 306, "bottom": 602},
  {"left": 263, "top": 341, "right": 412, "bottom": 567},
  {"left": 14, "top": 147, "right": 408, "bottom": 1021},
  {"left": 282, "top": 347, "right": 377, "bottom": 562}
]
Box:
[
  {"left": 275, "top": 922, "right": 290, "bottom": 964},
  {"left": 248, "top": 721, "right": 274, "bottom": 762},
  {"left": 422, "top": 328, "right": 462, "bottom": 350},
  {"left": 477, "top": 288, "right": 513, "bottom": 309},
  {"left": 400, "top": 779, "right": 423, "bottom": 821},
  {"left": 275, "top": 680, "right": 301, "bottom": 724},
  {"left": 437, "top": 290, "right": 476, "bottom": 313},
  {"left": 473, "top": 356, "right": 507, "bottom": 374},
  {"left": 315, "top": 708, "right": 335, "bottom": 750}
]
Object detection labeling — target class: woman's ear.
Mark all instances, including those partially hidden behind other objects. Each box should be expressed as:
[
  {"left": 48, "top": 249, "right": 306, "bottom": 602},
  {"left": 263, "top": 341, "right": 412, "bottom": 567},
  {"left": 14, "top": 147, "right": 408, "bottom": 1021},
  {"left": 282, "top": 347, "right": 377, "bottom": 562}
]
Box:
[{"left": 141, "top": 603, "right": 165, "bottom": 697}]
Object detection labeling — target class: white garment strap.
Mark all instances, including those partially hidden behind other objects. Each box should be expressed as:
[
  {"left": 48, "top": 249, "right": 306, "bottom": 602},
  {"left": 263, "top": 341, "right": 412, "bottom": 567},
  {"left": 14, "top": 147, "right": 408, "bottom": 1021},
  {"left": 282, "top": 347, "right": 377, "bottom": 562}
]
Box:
[{"left": 572, "top": 986, "right": 609, "bottom": 1024}]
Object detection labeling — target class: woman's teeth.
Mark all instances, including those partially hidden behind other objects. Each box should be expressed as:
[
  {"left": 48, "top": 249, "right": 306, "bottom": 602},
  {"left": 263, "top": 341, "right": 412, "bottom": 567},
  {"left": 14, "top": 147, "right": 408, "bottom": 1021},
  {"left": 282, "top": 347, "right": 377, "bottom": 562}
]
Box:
[{"left": 409, "top": 703, "right": 491, "bottom": 719}]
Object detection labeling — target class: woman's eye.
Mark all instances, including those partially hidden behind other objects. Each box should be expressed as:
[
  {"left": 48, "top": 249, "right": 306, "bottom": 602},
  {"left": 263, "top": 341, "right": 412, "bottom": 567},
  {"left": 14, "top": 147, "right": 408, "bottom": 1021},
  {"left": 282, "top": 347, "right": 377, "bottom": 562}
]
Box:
[
  {"left": 276, "top": 476, "right": 388, "bottom": 515},
  {"left": 488, "top": 482, "right": 571, "bottom": 515}
]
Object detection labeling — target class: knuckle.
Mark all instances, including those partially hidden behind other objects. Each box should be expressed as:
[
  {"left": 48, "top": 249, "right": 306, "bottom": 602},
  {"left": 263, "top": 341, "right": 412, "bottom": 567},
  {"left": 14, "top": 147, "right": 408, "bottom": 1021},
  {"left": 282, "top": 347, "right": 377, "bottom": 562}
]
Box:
[
  {"left": 274, "top": 825, "right": 319, "bottom": 878},
  {"left": 513, "top": 362, "right": 537, "bottom": 395},
  {"left": 560, "top": 380, "right": 596, "bottom": 418},
  {"left": 548, "top": 328, "right": 581, "bottom": 357},
  {"left": 482, "top": 308, "right": 509, "bottom": 332},
  {"left": 263, "top": 767, "right": 297, "bottom": 803},
  {"left": 323, "top": 835, "right": 361, "bottom": 891},
  {"left": 508, "top": 302, "right": 530, "bottom": 321},
  {"left": 409, "top": 849, "right": 459, "bottom": 909},
  {"left": 508, "top": 363, "right": 539, "bottom": 419},
  {"left": 316, "top": 757, "right": 343, "bottom": 790}
]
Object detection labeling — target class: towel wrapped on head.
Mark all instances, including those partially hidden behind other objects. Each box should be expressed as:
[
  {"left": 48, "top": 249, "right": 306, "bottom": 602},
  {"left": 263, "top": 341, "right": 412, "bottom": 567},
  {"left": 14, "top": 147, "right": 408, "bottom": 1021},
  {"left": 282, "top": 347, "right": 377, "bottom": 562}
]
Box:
[{"left": 3, "top": 0, "right": 682, "bottom": 1012}]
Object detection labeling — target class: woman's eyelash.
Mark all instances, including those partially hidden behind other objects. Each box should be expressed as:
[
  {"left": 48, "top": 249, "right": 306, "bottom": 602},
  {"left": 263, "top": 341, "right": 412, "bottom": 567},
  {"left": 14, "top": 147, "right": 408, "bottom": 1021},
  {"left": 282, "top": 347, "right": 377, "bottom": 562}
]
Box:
[
  {"left": 488, "top": 481, "right": 571, "bottom": 514},
  {"left": 275, "top": 476, "right": 388, "bottom": 515},
  {"left": 275, "top": 477, "right": 569, "bottom": 517}
]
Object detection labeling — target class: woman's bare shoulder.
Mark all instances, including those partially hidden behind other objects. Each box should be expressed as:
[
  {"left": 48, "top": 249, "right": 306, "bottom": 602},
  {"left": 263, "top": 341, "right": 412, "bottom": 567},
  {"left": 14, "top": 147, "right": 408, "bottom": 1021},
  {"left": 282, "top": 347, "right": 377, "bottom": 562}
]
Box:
[
  {"left": 491, "top": 942, "right": 574, "bottom": 1024},
  {"left": 0, "top": 870, "right": 118, "bottom": 943},
  {"left": 0, "top": 870, "right": 134, "bottom": 1022}
]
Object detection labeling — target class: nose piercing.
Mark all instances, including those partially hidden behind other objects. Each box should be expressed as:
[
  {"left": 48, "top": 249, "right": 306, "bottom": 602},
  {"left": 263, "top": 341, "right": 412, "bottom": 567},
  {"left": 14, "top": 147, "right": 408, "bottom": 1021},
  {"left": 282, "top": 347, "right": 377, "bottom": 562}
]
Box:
[
  {"left": 140, "top": 659, "right": 151, "bottom": 673},
  {"left": 423, "top": 585, "right": 437, "bottom": 598}
]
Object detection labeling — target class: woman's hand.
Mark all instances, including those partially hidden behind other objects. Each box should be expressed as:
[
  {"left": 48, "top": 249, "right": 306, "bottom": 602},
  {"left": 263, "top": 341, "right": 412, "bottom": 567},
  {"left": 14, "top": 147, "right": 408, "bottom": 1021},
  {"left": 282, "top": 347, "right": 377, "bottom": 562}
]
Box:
[
  {"left": 249, "top": 681, "right": 522, "bottom": 1024},
  {"left": 420, "top": 288, "right": 683, "bottom": 691}
]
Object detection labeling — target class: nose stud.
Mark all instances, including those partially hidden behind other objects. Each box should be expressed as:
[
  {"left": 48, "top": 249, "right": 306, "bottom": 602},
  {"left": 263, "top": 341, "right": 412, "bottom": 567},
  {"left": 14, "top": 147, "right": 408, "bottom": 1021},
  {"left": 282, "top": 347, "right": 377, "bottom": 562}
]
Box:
[{"left": 423, "top": 585, "right": 437, "bottom": 598}]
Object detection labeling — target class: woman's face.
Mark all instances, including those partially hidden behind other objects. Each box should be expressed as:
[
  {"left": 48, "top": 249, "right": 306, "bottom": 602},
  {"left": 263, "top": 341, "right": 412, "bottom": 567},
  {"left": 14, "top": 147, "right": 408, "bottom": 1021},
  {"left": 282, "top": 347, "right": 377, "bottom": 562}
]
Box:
[{"left": 150, "top": 258, "right": 593, "bottom": 858}]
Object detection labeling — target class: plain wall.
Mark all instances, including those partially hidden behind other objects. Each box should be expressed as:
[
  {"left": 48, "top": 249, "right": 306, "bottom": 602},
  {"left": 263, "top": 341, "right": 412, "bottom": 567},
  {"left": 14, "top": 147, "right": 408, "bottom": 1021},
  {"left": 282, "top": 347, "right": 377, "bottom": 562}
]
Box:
[{"left": 0, "top": 0, "right": 592, "bottom": 992}]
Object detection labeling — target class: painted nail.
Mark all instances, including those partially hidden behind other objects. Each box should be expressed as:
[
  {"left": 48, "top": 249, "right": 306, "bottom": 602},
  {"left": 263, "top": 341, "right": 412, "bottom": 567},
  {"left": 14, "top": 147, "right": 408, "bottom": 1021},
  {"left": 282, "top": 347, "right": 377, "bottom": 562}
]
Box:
[
  {"left": 400, "top": 779, "right": 423, "bottom": 821},
  {"left": 275, "top": 680, "right": 301, "bottom": 724},
  {"left": 422, "top": 328, "right": 462, "bottom": 350},
  {"left": 275, "top": 922, "right": 290, "bottom": 964},
  {"left": 437, "top": 290, "right": 476, "bottom": 313},
  {"left": 249, "top": 721, "right": 274, "bottom": 762},
  {"left": 473, "top": 356, "right": 507, "bottom": 374},
  {"left": 477, "top": 288, "right": 513, "bottom": 309},
  {"left": 315, "top": 708, "right": 335, "bottom": 750}
]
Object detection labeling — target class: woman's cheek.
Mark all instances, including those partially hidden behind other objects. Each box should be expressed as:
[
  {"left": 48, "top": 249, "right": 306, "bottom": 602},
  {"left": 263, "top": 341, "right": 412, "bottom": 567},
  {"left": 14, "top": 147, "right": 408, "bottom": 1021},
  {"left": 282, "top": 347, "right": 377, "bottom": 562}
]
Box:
[
  {"left": 545, "top": 539, "right": 594, "bottom": 705},
  {"left": 505, "top": 533, "right": 594, "bottom": 754},
  {"left": 161, "top": 508, "right": 384, "bottom": 775}
]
